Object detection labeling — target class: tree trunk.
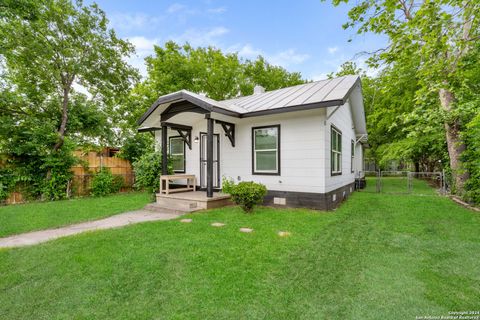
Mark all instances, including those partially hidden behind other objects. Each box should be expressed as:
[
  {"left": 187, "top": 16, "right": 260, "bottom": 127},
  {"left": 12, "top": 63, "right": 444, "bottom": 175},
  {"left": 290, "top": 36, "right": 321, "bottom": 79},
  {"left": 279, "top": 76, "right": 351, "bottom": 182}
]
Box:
[
  {"left": 53, "top": 84, "right": 70, "bottom": 151},
  {"left": 439, "top": 88, "right": 468, "bottom": 193}
]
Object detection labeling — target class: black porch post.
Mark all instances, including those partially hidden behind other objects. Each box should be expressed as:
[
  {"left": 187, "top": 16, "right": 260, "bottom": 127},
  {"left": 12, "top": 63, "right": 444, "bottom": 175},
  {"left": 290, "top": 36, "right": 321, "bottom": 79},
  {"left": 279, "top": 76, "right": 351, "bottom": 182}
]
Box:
[
  {"left": 161, "top": 123, "right": 168, "bottom": 175},
  {"left": 206, "top": 115, "right": 214, "bottom": 198}
]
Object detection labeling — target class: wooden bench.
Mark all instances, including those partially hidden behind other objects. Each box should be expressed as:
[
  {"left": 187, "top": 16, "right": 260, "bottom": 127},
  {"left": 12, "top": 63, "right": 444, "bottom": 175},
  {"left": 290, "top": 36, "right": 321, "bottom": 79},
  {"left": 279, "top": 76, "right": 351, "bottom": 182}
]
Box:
[{"left": 159, "top": 174, "right": 196, "bottom": 195}]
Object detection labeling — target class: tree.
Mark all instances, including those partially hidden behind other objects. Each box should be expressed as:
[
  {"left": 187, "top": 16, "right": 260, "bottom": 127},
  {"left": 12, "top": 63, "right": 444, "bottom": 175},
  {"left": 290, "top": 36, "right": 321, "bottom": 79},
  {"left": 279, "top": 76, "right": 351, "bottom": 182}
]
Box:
[
  {"left": 0, "top": 0, "right": 138, "bottom": 199},
  {"left": 0, "top": 0, "right": 138, "bottom": 151},
  {"left": 119, "top": 41, "right": 305, "bottom": 128},
  {"left": 328, "top": 0, "right": 480, "bottom": 194}
]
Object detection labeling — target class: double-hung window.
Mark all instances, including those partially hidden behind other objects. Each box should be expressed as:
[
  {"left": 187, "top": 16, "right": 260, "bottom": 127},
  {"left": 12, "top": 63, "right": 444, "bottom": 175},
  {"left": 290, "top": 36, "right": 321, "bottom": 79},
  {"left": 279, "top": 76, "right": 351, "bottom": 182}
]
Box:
[
  {"left": 252, "top": 125, "right": 280, "bottom": 175},
  {"left": 331, "top": 126, "right": 342, "bottom": 175},
  {"left": 169, "top": 137, "right": 185, "bottom": 173}
]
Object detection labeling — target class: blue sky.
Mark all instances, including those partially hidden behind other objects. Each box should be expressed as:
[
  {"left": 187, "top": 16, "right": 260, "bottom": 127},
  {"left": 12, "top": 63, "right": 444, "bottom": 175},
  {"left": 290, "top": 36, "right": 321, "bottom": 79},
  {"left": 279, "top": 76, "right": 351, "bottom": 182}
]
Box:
[{"left": 88, "top": 0, "right": 387, "bottom": 80}]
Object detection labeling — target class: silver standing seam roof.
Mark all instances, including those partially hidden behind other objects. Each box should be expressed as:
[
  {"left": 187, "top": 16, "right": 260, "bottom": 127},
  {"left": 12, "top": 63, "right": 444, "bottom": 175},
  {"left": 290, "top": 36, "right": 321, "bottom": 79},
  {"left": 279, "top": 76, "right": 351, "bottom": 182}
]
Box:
[{"left": 137, "top": 75, "right": 362, "bottom": 125}]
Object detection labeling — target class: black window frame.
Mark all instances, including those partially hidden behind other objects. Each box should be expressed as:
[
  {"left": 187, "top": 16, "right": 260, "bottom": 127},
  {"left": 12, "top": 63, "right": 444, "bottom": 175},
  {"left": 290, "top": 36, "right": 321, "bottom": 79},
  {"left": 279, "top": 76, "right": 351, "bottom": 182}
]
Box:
[
  {"left": 330, "top": 125, "right": 342, "bottom": 176},
  {"left": 351, "top": 139, "right": 355, "bottom": 173},
  {"left": 169, "top": 136, "right": 186, "bottom": 173},
  {"left": 251, "top": 124, "right": 281, "bottom": 176}
]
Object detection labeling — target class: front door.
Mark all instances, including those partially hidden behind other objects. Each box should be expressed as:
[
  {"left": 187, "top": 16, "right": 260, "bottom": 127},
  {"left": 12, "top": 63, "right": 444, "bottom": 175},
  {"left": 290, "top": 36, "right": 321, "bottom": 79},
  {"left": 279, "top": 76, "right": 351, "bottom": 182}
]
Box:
[{"left": 200, "top": 133, "right": 220, "bottom": 189}]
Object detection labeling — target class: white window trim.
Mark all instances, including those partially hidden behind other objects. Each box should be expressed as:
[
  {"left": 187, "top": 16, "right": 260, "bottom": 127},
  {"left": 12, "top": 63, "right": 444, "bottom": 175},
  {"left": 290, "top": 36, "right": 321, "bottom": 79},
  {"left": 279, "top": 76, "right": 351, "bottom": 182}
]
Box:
[
  {"left": 331, "top": 126, "right": 342, "bottom": 175},
  {"left": 351, "top": 140, "right": 355, "bottom": 173},
  {"left": 169, "top": 136, "right": 185, "bottom": 173},
  {"left": 253, "top": 126, "right": 280, "bottom": 175}
]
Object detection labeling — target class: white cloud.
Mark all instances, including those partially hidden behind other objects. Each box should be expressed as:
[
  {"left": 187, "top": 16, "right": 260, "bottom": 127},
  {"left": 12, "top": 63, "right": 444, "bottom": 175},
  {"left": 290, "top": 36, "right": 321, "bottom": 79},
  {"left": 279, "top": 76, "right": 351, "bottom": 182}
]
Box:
[
  {"left": 304, "top": 54, "right": 380, "bottom": 82},
  {"left": 207, "top": 7, "right": 227, "bottom": 14},
  {"left": 128, "top": 36, "right": 160, "bottom": 53},
  {"left": 171, "top": 26, "right": 229, "bottom": 47},
  {"left": 268, "top": 49, "right": 310, "bottom": 67},
  {"left": 234, "top": 44, "right": 263, "bottom": 59},
  {"left": 328, "top": 46, "right": 338, "bottom": 54},
  {"left": 228, "top": 44, "right": 310, "bottom": 68},
  {"left": 109, "top": 13, "right": 162, "bottom": 32},
  {"left": 167, "top": 3, "right": 187, "bottom": 14},
  {"left": 125, "top": 36, "right": 161, "bottom": 77}
]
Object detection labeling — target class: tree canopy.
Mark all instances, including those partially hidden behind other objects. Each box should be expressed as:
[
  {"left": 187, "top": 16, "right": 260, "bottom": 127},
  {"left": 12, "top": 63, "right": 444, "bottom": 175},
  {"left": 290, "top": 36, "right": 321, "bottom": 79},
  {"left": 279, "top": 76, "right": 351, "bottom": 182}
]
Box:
[
  {"left": 0, "top": 0, "right": 138, "bottom": 199},
  {"left": 328, "top": 0, "right": 480, "bottom": 194},
  {"left": 118, "top": 41, "right": 305, "bottom": 129}
]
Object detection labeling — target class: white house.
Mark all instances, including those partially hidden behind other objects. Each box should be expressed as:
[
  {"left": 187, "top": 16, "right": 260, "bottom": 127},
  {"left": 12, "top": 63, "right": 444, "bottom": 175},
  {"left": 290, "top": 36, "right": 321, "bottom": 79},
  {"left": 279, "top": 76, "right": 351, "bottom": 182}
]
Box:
[{"left": 138, "top": 75, "right": 368, "bottom": 210}]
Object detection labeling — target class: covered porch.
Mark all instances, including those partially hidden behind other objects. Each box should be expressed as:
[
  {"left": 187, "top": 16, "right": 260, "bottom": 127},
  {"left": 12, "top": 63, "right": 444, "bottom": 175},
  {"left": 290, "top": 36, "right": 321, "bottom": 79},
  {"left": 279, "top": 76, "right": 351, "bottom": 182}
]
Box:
[{"left": 138, "top": 90, "right": 239, "bottom": 209}]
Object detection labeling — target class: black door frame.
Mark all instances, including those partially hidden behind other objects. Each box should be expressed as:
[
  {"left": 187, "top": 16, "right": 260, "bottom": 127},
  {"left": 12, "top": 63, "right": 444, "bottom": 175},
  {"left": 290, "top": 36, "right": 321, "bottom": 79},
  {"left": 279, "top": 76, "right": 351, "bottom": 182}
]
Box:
[{"left": 199, "top": 132, "right": 220, "bottom": 189}]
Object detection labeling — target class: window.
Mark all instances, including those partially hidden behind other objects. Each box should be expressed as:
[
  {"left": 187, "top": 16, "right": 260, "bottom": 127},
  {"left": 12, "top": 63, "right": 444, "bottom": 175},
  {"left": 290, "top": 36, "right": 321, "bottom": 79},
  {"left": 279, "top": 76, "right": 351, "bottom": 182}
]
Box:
[
  {"left": 252, "top": 125, "right": 280, "bottom": 175},
  {"left": 331, "top": 126, "right": 342, "bottom": 175},
  {"left": 169, "top": 137, "right": 185, "bottom": 173},
  {"left": 351, "top": 140, "right": 355, "bottom": 173}
]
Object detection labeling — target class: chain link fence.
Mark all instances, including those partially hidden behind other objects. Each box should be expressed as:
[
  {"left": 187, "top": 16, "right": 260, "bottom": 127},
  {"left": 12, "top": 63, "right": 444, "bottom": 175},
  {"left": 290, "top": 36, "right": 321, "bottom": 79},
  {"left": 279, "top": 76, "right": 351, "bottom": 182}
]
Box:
[{"left": 362, "top": 170, "right": 447, "bottom": 195}]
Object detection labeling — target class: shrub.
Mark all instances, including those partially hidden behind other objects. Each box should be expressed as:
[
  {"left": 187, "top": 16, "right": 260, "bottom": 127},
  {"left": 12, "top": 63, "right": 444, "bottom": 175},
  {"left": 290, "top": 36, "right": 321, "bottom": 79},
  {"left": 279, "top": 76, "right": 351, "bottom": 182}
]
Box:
[
  {"left": 91, "top": 167, "right": 122, "bottom": 196},
  {"left": 41, "top": 143, "right": 77, "bottom": 200},
  {"left": 222, "top": 178, "right": 267, "bottom": 213},
  {"left": 0, "top": 169, "right": 15, "bottom": 203},
  {"left": 221, "top": 176, "right": 236, "bottom": 194},
  {"left": 117, "top": 133, "right": 154, "bottom": 163},
  {"left": 133, "top": 151, "right": 172, "bottom": 194}
]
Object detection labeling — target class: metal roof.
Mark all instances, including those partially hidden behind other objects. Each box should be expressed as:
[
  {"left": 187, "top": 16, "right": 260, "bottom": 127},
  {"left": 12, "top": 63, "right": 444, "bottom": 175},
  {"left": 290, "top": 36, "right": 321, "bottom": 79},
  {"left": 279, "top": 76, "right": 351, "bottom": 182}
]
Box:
[
  {"left": 138, "top": 75, "right": 363, "bottom": 127},
  {"left": 220, "top": 75, "right": 360, "bottom": 114}
]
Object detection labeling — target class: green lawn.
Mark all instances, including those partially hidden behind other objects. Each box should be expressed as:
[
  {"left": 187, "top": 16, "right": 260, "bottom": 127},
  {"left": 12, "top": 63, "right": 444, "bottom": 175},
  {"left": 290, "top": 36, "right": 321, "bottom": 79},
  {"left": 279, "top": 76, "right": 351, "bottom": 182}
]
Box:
[
  {"left": 0, "top": 190, "right": 479, "bottom": 319},
  {"left": 363, "top": 176, "right": 438, "bottom": 195},
  {"left": 0, "top": 192, "right": 151, "bottom": 237}
]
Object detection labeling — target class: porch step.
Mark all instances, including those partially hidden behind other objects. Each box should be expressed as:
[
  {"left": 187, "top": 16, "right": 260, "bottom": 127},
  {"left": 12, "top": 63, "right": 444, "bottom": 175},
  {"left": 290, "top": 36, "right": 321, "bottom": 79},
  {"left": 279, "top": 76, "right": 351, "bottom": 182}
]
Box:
[
  {"left": 155, "top": 191, "right": 232, "bottom": 212},
  {"left": 154, "top": 197, "right": 202, "bottom": 212}
]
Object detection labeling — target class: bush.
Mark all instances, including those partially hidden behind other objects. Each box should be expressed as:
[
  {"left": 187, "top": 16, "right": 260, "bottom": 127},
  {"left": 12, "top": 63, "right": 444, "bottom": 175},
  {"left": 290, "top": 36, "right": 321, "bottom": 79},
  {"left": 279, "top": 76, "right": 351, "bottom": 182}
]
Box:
[
  {"left": 133, "top": 151, "right": 172, "bottom": 194},
  {"left": 0, "top": 169, "right": 15, "bottom": 203},
  {"left": 117, "top": 133, "right": 154, "bottom": 163},
  {"left": 41, "top": 142, "right": 77, "bottom": 200},
  {"left": 222, "top": 178, "right": 267, "bottom": 213},
  {"left": 91, "top": 167, "right": 122, "bottom": 196}
]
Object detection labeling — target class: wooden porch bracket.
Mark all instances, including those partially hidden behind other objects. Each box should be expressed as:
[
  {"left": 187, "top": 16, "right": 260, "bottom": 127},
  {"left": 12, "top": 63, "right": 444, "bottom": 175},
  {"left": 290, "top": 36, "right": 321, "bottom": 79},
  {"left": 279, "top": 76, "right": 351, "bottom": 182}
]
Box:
[
  {"left": 215, "top": 119, "right": 235, "bottom": 147},
  {"left": 137, "top": 126, "right": 161, "bottom": 137},
  {"left": 160, "top": 122, "right": 193, "bottom": 150}
]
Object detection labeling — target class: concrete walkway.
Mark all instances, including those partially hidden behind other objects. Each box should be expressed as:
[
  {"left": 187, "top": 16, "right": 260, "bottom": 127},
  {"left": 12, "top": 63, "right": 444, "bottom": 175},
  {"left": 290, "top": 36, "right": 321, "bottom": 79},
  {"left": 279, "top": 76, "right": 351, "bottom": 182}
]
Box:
[{"left": 0, "top": 210, "right": 182, "bottom": 249}]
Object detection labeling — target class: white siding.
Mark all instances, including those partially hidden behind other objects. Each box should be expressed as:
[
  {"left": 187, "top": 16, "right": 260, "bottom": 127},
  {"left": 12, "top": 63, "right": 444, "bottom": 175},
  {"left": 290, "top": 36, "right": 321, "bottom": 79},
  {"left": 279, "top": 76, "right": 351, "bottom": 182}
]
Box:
[
  {"left": 154, "top": 105, "right": 360, "bottom": 194},
  {"left": 324, "top": 101, "right": 356, "bottom": 192},
  {"left": 155, "top": 113, "right": 225, "bottom": 185},
  {"left": 220, "top": 109, "right": 326, "bottom": 193},
  {"left": 154, "top": 109, "right": 327, "bottom": 193},
  {"left": 354, "top": 143, "right": 364, "bottom": 178}
]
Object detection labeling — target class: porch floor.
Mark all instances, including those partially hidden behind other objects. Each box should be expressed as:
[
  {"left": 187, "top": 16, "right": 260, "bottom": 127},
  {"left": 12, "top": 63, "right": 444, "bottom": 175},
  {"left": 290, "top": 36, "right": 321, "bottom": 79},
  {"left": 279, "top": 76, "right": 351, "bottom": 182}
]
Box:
[{"left": 153, "top": 191, "right": 232, "bottom": 212}]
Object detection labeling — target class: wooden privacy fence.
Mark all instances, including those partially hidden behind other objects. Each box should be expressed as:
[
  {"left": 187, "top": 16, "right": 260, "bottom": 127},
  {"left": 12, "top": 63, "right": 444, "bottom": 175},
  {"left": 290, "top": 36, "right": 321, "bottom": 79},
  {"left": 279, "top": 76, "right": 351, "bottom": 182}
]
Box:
[
  {"left": 70, "top": 151, "right": 135, "bottom": 196},
  {"left": 4, "top": 151, "right": 135, "bottom": 204}
]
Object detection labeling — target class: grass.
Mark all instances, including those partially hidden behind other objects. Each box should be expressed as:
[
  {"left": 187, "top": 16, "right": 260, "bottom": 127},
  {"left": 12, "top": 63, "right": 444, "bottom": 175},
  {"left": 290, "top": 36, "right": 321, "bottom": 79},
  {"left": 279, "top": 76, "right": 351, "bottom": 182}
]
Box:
[
  {"left": 0, "top": 181, "right": 479, "bottom": 319},
  {"left": 0, "top": 192, "right": 151, "bottom": 237},
  {"left": 363, "top": 176, "right": 438, "bottom": 195}
]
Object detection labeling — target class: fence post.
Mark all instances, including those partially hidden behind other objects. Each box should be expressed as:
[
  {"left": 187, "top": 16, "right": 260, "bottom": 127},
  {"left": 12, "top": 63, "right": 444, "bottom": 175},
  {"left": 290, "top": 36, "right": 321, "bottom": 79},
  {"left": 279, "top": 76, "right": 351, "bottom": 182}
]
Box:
[
  {"left": 376, "top": 170, "right": 381, "bottom": 193},
  {"left": 407, "top": 172, "right": 413, "bottom": 193}
]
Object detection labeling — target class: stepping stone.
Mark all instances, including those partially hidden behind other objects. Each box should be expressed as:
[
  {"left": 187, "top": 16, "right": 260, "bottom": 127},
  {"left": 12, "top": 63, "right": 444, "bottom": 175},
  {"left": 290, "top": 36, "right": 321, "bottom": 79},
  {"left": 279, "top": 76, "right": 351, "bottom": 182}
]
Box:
[
  {"left": 211, "top": 222, "right": 225, "bottom": 227},
  {"left": 278, "top": 231, "right": 291, "bottom": 237},
  {"left": 180, "top": 219, "right": 192, "bottom": 223},
  {"left": 239, "top": 227, "right": 253, "bottom": 233}
]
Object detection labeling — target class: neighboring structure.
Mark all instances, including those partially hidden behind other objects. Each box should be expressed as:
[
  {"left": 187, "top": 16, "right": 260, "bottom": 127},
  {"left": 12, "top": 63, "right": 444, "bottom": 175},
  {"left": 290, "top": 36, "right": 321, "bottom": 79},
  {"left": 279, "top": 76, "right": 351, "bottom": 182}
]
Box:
[{"left": 138, "top": 75, "right": 368, "bottom": 210}]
